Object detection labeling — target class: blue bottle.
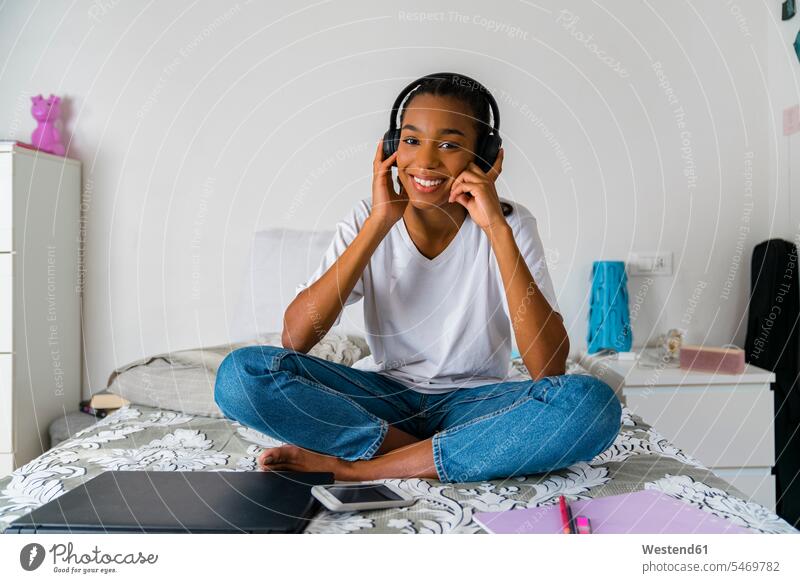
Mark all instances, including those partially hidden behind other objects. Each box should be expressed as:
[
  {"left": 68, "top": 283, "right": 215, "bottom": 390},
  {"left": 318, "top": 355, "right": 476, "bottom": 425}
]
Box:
[{"left": 587, "top": 261, "right": 632, "bottom": 353}]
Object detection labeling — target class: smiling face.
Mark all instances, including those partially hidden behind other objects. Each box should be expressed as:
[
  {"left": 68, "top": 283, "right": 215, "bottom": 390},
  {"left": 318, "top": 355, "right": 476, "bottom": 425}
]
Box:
[{"left": 396, "top": 93, "right": 481, "bottom": 211}]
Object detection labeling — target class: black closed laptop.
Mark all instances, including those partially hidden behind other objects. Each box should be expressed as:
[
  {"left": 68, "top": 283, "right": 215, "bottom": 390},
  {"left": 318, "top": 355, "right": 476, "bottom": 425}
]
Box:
[{"left": 3, "top": 470, "right": 334, "bottom": 534}]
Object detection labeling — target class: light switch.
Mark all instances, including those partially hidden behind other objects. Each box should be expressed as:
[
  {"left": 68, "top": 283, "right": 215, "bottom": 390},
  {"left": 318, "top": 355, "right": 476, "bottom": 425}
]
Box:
[{"left": 627, "top": 252, "right": 672, "bottom": 276}]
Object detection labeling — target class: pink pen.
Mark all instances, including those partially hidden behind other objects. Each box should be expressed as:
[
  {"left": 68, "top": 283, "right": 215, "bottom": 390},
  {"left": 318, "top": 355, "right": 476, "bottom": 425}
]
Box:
[{"left": 575, "top": 515, "right": 592, "bottom": 534}]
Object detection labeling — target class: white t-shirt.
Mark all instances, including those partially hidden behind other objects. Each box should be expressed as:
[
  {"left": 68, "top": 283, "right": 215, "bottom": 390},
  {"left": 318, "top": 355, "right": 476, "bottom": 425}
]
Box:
[{"left": 295, "top": 197, "right": 561, "bottom": 394}]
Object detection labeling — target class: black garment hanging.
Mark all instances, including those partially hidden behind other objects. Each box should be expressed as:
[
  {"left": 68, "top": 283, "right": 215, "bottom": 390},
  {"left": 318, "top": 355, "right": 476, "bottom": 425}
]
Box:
[{"left": 745, "top": 238, "right": 800, "bottom": 527}]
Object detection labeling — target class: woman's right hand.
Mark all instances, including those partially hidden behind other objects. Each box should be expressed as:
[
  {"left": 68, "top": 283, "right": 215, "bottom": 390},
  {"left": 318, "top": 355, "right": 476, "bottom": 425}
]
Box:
[{"left": 370, "top": 139, "right": 408, "bottom": 228}]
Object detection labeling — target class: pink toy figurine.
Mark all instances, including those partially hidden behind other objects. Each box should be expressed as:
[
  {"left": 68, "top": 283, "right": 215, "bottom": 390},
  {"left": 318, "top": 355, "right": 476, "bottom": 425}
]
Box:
[{"left": 30, "top": 94, "right": 66, "bottom": 156}]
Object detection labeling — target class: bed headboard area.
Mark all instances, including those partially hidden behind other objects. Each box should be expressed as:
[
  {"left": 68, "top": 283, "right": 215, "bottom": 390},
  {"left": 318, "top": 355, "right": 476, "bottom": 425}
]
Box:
[{"left": 229, "top": 228, "right": 367, "bottom": 342}]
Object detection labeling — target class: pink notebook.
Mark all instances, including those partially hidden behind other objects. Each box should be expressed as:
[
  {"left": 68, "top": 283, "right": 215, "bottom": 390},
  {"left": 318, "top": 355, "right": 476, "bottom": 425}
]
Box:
[{"left": 473, "top": 490, "right": 751, "bottom": 534}]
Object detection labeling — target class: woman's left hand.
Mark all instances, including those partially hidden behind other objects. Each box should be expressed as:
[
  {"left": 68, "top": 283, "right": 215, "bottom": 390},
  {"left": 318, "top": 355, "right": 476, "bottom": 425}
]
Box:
[{"left": 448, "top": 148, "right": 507, "bottom": 232}]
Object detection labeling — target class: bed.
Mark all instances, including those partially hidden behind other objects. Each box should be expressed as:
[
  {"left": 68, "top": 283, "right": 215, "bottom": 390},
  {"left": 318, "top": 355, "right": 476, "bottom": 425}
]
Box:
[
  {"left": 2, "top": 227, "right": 795, "bottom": 534},
  {"left": 0, "top": 331, "right": 795, "bottom": 534}
]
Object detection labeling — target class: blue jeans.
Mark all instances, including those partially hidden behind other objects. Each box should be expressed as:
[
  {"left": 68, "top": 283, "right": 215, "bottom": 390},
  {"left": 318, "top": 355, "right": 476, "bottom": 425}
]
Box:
[{"left": 213, "top": 345, "right": 622, "bottom": 483}]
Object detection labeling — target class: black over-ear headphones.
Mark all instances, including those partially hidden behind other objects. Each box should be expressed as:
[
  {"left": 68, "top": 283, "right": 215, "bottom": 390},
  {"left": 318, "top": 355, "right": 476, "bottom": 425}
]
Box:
[{"left": 382, "top": 72, "right": 502, "bottom": 173}]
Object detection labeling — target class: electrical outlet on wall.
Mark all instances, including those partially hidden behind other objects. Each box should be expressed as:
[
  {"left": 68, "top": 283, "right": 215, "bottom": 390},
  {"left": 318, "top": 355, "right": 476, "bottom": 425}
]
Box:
[
  {"left": 627, "top": 252, "right": 672, "bottom": 276},
  {"left": 784, "top": 104, "right": 800, "bottom": 136}
]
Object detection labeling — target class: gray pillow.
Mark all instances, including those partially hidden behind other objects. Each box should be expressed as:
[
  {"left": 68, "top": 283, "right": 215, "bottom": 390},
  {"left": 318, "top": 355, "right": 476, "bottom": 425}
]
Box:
[{"left": 105, "top": 332, "right": 370, "bottom": 418}]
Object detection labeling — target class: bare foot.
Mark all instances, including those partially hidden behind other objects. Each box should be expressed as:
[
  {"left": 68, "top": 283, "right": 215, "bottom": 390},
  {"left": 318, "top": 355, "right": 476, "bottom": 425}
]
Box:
[
  {"left": 257, "top": 438, "right": 439, "bottom": 482},
  {"left": 257, "top": 445, "right": 354, "bottom": 480}
]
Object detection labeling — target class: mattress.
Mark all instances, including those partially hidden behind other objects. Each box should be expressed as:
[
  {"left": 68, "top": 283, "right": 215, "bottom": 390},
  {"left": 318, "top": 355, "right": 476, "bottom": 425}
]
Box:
[{"left": 0, "top": 351, "right": 796, "bottom": 534}]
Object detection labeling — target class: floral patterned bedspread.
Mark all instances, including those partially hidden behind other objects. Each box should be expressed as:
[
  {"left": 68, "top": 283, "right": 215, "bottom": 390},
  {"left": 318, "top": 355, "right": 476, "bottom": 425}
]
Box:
[{"left": 0, "top": 400, "right": 795, "bottom": 534}]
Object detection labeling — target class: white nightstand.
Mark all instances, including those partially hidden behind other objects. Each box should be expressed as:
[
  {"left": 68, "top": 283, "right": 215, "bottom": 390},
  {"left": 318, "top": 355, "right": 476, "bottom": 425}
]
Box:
[
  {"left": 578, "top": 351, "right": 776, "bottom": 511},
  {"left": 0, "top": 141, "right": 82, "bottom": 477}
]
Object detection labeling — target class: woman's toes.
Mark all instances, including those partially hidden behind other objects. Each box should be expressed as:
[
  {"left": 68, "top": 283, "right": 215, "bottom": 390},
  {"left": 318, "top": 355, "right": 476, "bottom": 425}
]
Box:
[
  {"left": 259, "top": 445, "right": 302, "bottom": 468},
  {"left": 258, "top": 447, "right": 281, "bottom": 466}
]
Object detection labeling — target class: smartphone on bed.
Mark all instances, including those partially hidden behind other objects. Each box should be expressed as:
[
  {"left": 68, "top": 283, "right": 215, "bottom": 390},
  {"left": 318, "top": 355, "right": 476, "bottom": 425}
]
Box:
[{"left": 311, "top": 482, "right": 415, "bottom": 512}]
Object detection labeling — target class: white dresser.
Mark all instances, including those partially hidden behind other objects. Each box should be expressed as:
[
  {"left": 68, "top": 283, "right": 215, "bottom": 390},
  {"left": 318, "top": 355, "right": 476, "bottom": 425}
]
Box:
[
  {"left": 0, "top": 141, "right": 82, "bottom": 478},
  {"left": 578, "top": 351, "right": 776, "bottom": 511}
]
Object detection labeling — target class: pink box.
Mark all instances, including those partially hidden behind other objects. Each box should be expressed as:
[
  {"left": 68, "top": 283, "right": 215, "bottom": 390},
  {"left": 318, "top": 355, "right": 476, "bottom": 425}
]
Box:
[{"left": 679, "top": 344, "right": 745, "bottom": 374}]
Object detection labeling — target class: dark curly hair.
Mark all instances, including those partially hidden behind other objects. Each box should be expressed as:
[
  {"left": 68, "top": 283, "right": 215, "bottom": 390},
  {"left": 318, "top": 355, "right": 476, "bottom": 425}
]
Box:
[{"left": 398, "top": 74, "right": 513, "bottom": 217}]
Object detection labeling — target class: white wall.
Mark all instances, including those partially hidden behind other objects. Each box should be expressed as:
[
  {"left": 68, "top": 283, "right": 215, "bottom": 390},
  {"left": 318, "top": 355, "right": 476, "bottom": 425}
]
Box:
[
  {"left": 0, "top": 0, "right": 790, "bottom": 399},
  {"left": 768, "top": 1, "right": 800, "bottom": 241}
]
